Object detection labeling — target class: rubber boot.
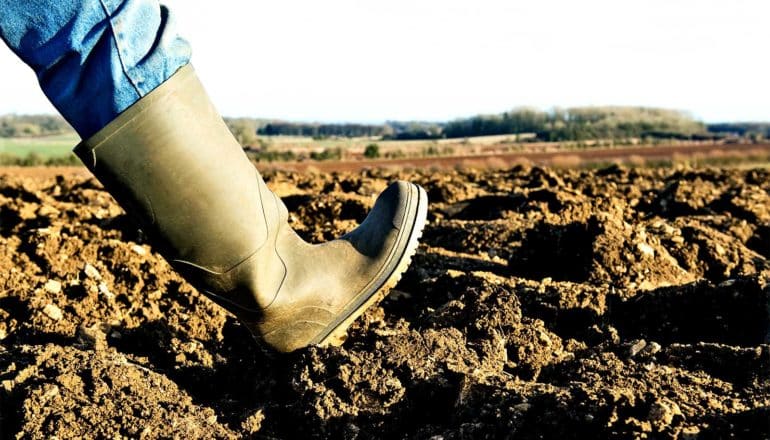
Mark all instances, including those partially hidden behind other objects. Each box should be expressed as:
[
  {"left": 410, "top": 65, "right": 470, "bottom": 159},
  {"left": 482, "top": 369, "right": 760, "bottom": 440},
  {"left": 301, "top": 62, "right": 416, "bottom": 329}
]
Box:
[{"left": 74, "top": 64, "right": 428, "bottom": 352}]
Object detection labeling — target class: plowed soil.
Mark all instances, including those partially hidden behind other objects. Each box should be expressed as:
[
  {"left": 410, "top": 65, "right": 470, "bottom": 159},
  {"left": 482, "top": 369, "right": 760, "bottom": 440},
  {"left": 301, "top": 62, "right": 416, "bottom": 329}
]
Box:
[{"left": 0, "top": 165, "right": 768, "bottom": 439}]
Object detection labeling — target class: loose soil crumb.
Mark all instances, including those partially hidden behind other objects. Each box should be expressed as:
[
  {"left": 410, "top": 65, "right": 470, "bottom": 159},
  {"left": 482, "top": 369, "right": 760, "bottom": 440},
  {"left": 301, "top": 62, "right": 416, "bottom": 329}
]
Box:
[{"left": 0, "top": 166, "right": 769, "bottom": 439}]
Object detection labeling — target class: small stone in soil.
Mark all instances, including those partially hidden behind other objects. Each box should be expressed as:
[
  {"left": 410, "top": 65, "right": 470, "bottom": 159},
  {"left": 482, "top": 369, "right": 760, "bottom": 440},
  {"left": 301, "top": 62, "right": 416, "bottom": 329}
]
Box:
[
  {"left": 84, "top": 263, "right": 101, "bottom": 280},
  {"left": 43, "top": 280, "right": 62, "bottom": 294},
  {"left": 628, "top": 339, "right": 647, "bottom": 357},
  {"left": 42, "top": 304, "right": 63, "bottom": 321}
]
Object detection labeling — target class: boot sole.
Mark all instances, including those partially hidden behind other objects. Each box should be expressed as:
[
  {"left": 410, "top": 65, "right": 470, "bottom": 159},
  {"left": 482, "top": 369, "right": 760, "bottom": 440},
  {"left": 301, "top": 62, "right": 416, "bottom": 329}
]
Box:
[{"left": 314, "top": 182, "right": 428, "bottom": 347}]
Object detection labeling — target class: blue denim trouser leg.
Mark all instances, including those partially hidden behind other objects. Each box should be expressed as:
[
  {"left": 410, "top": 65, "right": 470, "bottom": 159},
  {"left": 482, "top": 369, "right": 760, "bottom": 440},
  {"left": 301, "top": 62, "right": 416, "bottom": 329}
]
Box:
[{"left": 0, "top": 0, "right": 191, "bottom": 139}]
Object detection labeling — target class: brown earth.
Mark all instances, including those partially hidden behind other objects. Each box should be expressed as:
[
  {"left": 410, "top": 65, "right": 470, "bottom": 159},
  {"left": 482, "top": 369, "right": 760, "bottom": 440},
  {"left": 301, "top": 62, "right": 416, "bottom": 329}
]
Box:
[{"left": 0, "top": 165, "right": 769, "bottom": 439}]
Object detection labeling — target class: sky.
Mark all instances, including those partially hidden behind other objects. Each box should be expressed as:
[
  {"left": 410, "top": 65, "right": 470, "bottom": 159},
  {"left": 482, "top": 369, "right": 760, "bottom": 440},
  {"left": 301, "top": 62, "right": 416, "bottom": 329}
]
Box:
[{"left": 0, "top": 0, "right": 768, "bottom": 123}]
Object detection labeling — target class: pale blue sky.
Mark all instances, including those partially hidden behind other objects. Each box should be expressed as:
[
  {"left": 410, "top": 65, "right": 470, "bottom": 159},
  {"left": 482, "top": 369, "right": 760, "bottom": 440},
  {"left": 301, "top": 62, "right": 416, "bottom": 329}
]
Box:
[{"left": 0, "top": 0, "right": 768, "bottom": 123}]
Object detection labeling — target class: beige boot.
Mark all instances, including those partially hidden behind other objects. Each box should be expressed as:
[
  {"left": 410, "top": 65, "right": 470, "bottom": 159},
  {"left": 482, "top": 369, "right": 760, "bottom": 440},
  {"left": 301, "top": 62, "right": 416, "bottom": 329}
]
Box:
[{"left": 74, "top": 64, "right": 428, "bottom": 352}]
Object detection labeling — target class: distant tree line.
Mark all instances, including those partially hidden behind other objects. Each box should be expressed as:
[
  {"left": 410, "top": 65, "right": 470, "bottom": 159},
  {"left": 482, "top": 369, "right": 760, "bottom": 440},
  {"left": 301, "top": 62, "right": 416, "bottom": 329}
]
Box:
[
  {"left": 707, "top": 123, "right": 770, "bottom": 140},
  {"left": 442, "top": 107, "right": 709, "bottom": 141},
  {"left": 258, "top": 122, "right": 385, "bottom": 138},
  {"left": 382, "top": 121, "right": 443, "bottom": 140},
  {"left": 253, "top": 120, "right": 445, "bottom": 140},
  {"left": 0, "top": 114, "right": 73, "bottom": 137},
  {"left": 245, "top": 107, "right": 714, "bottom": 142}
]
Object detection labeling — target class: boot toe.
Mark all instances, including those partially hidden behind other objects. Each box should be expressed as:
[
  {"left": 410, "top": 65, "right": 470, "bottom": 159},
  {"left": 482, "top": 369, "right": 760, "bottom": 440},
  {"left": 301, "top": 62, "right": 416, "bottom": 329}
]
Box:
[
  {"left": 256, "top": 180, "right": 428, "bottom": 352},
  {"left": 306, "top": 181, "right": 427, "bottom": 347},
  {"left": 343, "top": 181, "right": 419, "bottom": 254}
]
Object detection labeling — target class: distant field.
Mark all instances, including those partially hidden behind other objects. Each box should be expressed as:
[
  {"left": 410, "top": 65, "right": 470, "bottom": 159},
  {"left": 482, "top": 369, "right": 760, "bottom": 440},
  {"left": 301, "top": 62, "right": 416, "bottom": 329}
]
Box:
[
  {"left": 0, "top": 133, "right": 79, "bottom": 158},
  {"left": 257, "top": 133, "right": 536, "bottom": 152}
]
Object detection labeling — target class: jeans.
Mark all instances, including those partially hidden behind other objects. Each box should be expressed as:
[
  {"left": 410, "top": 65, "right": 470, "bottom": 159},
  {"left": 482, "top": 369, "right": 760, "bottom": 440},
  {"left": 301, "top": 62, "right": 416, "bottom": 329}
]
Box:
[{"left": 0, "top": 0, "right": 190, "bottom": 138}]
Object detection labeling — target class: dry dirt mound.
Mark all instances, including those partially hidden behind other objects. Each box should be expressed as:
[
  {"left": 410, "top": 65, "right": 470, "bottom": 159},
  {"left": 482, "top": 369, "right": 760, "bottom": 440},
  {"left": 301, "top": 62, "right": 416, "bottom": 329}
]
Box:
[{"left": 0, "top": 166, "right": 769, "bottom": 439}]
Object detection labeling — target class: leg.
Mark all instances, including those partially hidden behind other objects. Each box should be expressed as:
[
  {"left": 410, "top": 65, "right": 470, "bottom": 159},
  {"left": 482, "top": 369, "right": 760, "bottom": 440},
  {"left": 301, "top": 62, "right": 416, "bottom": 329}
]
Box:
[{"left": 0, "top": 0, "right": 190, "bottom": 138}]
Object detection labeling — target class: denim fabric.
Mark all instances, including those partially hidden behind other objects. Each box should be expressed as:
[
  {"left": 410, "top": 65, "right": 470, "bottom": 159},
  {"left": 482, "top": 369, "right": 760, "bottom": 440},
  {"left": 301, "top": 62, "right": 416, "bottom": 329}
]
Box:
[{"left": 0, "top": 0, "right": 191, "bottom": 138}]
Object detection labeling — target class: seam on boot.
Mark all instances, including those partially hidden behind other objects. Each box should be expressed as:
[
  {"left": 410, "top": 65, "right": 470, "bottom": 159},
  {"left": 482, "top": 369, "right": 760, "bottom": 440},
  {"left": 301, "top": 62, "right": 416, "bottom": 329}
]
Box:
[
  {"left": 200, "top": 289, "right": 262, "bottom": 317},
  {"left": 262, "top": 191, "right": 289, "bottom": 310},
  {"left": 261, "top": 305, "right": 337, "bottom": 335},
  {"left": 263, "top": 320, "right": 328, "bottom": 338}
]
